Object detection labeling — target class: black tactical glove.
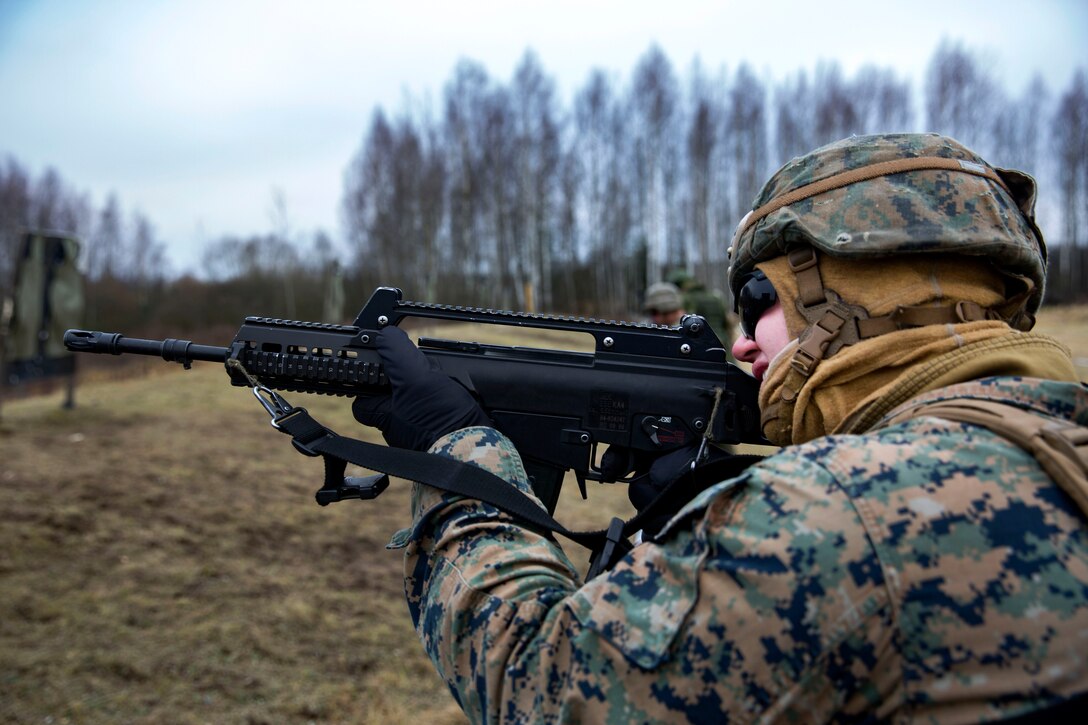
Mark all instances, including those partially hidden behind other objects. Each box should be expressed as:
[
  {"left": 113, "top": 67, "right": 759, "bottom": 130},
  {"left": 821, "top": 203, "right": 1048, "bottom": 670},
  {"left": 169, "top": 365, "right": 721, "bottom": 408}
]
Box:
[
  {"left": 601, "top": 444, "right": 737, "bottom": 539},
  {"left": 352, "top": 326, "right": 492, "bottom": 451}
]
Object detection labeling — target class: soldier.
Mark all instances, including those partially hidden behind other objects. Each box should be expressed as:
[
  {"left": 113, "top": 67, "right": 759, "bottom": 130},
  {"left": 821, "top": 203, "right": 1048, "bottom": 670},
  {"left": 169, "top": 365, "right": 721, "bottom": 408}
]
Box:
[
  {"left": 668, "top": 268, "right": 733, "bottom": 347},
  {"left": 355, "top": 133, "right": 1088, "bottom": 722},
  {"left": 642, "top": 280, "right": 687, "bottom": 326}
]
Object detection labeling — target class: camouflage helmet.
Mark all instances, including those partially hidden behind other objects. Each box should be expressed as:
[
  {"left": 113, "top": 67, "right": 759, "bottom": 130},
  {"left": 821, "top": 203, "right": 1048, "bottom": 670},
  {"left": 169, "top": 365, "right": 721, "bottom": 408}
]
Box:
[
  {"left": 643, "top": 281, "right": 684, "bottom": 313},
  {"left": 727, "top": 133, "right": 1047, "bottom": 315},
  {"left": 666, "top": 268, "right": 694, "bottom": 289}
]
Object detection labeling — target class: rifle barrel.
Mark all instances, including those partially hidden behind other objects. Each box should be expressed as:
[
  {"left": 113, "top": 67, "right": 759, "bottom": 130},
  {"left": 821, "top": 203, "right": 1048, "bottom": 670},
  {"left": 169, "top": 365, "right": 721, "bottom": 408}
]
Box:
[{"left": 63, "top": 330, "right": 228, "bottom": 366}]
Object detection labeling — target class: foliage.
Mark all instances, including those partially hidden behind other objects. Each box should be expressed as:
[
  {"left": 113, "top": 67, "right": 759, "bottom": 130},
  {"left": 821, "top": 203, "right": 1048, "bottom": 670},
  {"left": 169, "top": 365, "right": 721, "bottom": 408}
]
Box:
[{"left": 0, "top": 44, "right": 1086, "bottom": 335}]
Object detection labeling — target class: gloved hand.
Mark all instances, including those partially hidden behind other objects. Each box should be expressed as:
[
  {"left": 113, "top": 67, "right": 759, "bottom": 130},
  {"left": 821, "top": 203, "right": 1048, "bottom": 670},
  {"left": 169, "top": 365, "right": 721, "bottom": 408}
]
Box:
[
  {"left": 623, "top": 446, "right": 700, "bottom": 515},
  {"left": 598, "top": 446, "right": 654, "bottom": 483},
  {"left": 352, "top": 326, "right": 492, "bottom": 451},
  {"left": 602, "top": 444, "right": 736, "bottom": 539}
]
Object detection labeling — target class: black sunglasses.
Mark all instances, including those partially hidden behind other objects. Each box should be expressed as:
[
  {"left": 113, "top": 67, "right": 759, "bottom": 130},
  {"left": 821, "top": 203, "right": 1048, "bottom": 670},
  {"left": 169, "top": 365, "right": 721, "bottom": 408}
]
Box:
[{"left": 736, "top": 269, "right": 777, "bottom": 339}]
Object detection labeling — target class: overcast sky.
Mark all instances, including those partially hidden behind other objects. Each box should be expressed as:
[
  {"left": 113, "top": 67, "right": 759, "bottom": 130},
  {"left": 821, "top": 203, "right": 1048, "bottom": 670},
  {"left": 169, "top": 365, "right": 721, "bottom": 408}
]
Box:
[{"left": 1, "top": 0, "right": 1085, "bottom": 275}]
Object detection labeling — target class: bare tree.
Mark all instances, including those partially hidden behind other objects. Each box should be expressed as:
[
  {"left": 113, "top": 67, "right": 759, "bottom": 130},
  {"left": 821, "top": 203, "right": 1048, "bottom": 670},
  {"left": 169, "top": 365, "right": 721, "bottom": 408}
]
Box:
[
  {"left": 511, "top": 50, "right": 561, "bottom": 311},
  {"left": 555, "top": 144, "right": 581, "bottom": 311},
  {"left": 574, "top": 69, "right": 634, "bottom": 313},
  {"left": 30, "top": 167, "right": 65, "bottom": 232},
  {"left": 630, "top": 45, "right": 682, "bottom": 287},
  {"left": 687, "top": 59, "right": 722, "bottom": 288},
  {"left": 774, "top": 70, "right": 815, "bottom": 164},
  {"left": 342, "top": 109, "right": 398, "bottom": 283},
  {"left": 88, "top": 193, "right": 124, "bottom": 281},
  {"left": 852, "top": 65, "right": 914, "bottom": 134},
  {"left": 321, "top": 43, "right": 1078, "bottom": 316},
  {"left": 925, "top": 41, "right": 1001, "bottom": 154},
  {"left": 483, "top": 85, "right": 521, "bottom": 308},
  {"left": 813, "top": 62, "right": 860, "bottom": 145},
  {"left": 1053, "top": 69, "right": 1088, "bottom": 248},
  {"left": 414, "top": 114, "right": 447, "bottom": 301},
  {"left": 992, "top": 74, "right": 1049, "bottom": 177},
  {"left": 442, "top": 61, "right": 495, "bottom": 301},
  {"left": 728, "top": 64, "right": 769, "bottom": 221},
  {"left": 307, "top": 229, "right": 338, "bottom": 274},
  {"left": 268, "top": 187, "right": 298, "bottom": 317},
  {"left": 201, "top": 236, "right": 249, "bottom": 282},
  {"left": 128, "top": 211, "right": 167, "bottom": 284},
  {"left": 0, "top": 157, "right": 32, "bottom": 290}
]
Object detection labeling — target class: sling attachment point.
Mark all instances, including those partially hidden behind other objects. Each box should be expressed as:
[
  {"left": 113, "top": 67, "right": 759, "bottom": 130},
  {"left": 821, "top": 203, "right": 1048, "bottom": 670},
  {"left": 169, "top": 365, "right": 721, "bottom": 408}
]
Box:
[
  {"left": 236, "top": 370, "right": 392, "bottom": 503},
  {"left": 256, "top": 387, "right": 294, "bottom": 425},
  {"left": 227, "top": 358, "right": 298, "bottom": 431},
  {"left": 586, "top": 517, "right": 633, "bottom": 581}
]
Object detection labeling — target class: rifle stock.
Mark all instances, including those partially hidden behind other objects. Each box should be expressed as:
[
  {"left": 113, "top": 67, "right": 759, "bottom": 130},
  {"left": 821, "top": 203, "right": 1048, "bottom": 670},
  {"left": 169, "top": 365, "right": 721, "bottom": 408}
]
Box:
[{"left": 65, "top": 287, "right": 766, "bottom": 512}]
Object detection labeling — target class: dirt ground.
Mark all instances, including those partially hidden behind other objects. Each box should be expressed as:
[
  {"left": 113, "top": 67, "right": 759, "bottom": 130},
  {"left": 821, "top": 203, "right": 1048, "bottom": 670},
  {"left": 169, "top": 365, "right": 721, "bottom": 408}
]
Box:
[
  {"left": 0, "top": 328, "right": 633, "bottom": 724},
  {"left": 1, "top": 304, "right": 1085, "bottom": 723}
]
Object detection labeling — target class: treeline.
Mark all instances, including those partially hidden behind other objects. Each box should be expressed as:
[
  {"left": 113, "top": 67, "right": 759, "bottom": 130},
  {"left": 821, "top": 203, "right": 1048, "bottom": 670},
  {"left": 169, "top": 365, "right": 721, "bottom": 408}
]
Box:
[{"left": 1, "top": 41, "right": 1086, "bottom": 337}]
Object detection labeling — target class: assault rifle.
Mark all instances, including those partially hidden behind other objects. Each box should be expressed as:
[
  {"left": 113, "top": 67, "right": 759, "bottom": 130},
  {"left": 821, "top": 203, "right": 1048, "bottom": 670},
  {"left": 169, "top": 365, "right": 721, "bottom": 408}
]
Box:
[{"left": 64, "top": 287, "right": 765, "bottom": 514}]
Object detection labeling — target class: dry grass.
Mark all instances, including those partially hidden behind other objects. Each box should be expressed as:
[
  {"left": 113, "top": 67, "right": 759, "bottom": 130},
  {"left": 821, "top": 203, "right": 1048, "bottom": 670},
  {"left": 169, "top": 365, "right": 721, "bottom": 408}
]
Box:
[
  {"left": 1, "top": 305, "right": 1084, "bottom": 724},
  {"left": 0, "top": 365, "right": 480, "bottom": 724},
  {"left": 1032, "top": 302, "right": 1088, "bottom": 379},
  {"left": 0, "top": 326, "right": 633, "bottom": 725}
]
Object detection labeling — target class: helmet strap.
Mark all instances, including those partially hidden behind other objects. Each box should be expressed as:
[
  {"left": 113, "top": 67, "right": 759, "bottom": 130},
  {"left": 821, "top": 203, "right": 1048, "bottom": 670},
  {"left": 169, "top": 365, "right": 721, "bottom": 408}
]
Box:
[
  {"left": 762, "top": 245, "right": 1024, "bottom": 441},
  {"left": 762, "top": 246, "right": 858, "bottom": 439},
  {"left": 786, "top": 246, "right": 870, "bottom": 373},
  {"left": 788, "top": 245, "right": 1033, "bottom": 363}
]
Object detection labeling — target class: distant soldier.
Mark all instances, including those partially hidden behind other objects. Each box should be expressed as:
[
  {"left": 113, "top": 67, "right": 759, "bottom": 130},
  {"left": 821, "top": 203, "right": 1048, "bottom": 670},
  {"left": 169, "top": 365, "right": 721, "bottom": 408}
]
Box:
[
  {"left": 668, "top": 268, "right": 732, "bottom": 347},
  {"left": 356, "top": 133, "right": 1088, "bottom": 722},
  {"left": 641, "top": 281, "right": 686, "bottom": 326}
]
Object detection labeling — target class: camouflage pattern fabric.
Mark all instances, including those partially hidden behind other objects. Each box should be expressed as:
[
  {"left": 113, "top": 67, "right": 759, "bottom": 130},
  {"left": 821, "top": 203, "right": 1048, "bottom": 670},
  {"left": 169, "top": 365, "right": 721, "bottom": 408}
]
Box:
[
  {"left": 393, "top": 376, "right": 1088, "bottom": 723},
  {"left": 726, "top": 133, "right": 1046, "bottom": 314},
  {"left": 643, "top": 281, "right": 684, "bottom": 314}
]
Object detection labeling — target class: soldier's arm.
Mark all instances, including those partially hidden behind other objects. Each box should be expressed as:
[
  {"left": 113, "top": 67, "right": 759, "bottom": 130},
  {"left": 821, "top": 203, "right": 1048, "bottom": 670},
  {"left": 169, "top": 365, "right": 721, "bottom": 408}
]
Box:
[{"left": 393, "top": 427, "right": 894, "bottom": 723}]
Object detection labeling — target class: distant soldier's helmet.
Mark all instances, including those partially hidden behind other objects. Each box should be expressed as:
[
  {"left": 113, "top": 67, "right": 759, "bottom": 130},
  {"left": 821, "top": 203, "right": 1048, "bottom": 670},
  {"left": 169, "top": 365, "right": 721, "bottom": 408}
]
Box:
[
  {"left": 727, "top": 132, "right": 1046, "bottom": 321},
  {"left": 643, "top": 282, "right": 684, "bottom": 313},
  {"left": 666, "top": 268, "right": 694, "bottom": 289}
]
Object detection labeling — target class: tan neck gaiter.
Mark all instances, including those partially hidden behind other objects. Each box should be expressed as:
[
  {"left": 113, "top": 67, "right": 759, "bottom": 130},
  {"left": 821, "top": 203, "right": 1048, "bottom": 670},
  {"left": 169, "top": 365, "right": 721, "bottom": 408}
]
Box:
[
  {"left": 759, "top": 323, "right": 1078, "bottom": 445},
  {"left": 755, "top": 254, "right": 1078, "bottom": 445}
]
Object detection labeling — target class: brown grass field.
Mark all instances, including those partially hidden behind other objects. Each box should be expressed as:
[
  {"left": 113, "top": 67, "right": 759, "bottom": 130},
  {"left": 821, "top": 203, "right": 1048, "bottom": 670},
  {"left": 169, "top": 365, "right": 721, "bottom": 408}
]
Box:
[{"left": 1, "top": 305, "right": 1086, "bottom": 724}]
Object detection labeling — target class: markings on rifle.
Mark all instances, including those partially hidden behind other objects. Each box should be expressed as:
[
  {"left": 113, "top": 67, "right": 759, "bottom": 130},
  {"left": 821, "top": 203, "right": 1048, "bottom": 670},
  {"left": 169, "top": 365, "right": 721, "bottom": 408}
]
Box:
[{"left": 589, "top": 390, "right": 628, "bottom": 431}]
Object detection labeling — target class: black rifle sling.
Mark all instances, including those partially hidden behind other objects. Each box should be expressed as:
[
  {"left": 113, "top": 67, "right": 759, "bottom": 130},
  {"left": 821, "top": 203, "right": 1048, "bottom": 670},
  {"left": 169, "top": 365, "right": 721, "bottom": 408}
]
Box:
[
  {"left": 272, "top": 405, "right": 763, "bottom": 577},
  {"left": 274, "top": 406, "right": 594, "bottom": 544}
]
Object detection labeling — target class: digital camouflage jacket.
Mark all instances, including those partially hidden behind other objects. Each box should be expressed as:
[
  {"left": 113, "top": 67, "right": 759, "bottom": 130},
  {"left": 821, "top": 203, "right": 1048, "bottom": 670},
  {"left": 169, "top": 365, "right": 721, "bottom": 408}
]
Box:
[{"left": 391, "top": 376, "right": 1088, "bottom": 723}]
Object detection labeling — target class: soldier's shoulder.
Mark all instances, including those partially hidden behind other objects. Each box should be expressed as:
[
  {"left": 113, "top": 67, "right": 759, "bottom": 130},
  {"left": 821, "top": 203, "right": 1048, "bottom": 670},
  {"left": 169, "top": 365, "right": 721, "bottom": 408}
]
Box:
[{"left": 890, "top": 375, "right": 1087, "bottom": 423}]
